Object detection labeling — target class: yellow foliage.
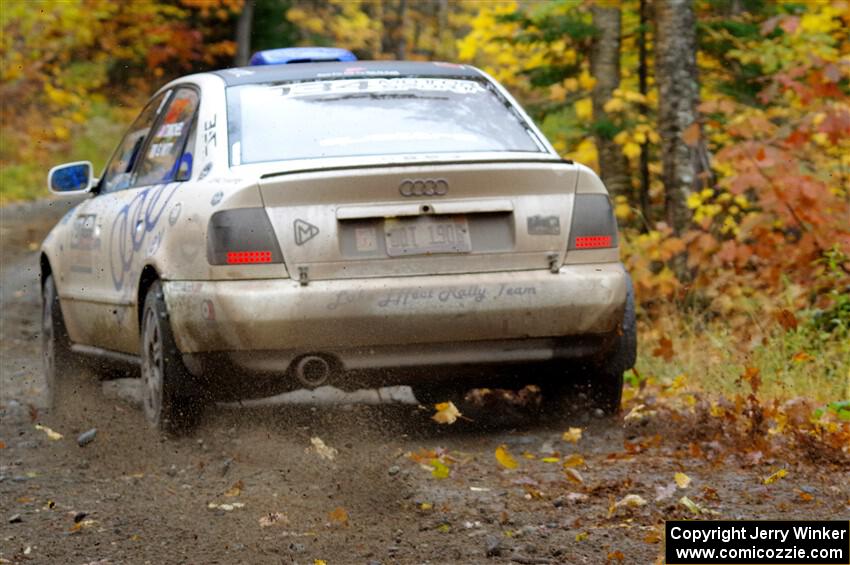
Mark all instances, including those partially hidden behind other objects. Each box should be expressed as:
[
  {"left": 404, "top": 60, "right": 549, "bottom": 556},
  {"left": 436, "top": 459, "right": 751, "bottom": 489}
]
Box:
[
  {"left": 622, "top": 142, "right": 641, "bottom": 160},
  {"left": 575, "top": 98, "right": 593, "bottom": 121},
  {"left": 603, "top": 97, "right": 626, "bottom": 113},
  {"left": 566, "top": 138, "right": 598, "bottom": 170},
  {"left": 495, "top": 445, "right": 518, "bottom": 469},
  {"left": 578, "top": 69, "right": 596, "bottom": 90}
]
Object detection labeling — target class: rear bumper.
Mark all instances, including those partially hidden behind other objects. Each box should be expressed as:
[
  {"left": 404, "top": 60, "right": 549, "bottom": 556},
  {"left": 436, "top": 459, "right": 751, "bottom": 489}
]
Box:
[{"left": 163, "top": 263, "right": 628, "bottom": 362}]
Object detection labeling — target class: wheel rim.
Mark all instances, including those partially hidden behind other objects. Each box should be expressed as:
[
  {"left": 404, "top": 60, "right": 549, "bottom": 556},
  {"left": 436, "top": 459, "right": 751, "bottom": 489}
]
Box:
[
  {"left": 42, "top": 290, "right": 56, "bottom": 405},
  {"left": 141, "top": 307, "right": 164, "bottom": 426}
]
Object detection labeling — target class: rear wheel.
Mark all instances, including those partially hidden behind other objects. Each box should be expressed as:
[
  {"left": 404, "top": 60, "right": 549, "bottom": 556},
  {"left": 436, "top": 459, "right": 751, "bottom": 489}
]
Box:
[
  {"left": 140, "top": 281, "right": 202, "bottom": 433},
  {"left": 546, "top": 276, "right": 636, "bottom": 416}
]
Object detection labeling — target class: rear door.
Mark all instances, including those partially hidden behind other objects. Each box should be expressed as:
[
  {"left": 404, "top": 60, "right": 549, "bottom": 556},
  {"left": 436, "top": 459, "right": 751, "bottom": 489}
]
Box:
[
  {"left": 64, "top": 87, "right": 200, "bottom": 353},
  {"left": 258, "top": 160, "right": 578, "bottom": 281}
]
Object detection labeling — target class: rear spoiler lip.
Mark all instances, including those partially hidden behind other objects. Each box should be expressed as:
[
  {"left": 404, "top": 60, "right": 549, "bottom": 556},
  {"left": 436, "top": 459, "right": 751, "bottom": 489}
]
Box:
[{"left": 259, "top": 157, "right": 574, "bottom": 181}]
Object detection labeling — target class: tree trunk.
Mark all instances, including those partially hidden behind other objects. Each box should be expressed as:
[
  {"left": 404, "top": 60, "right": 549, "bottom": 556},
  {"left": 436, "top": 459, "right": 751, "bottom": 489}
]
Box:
[
  {"left": 638, "top": 0, "right": 652, "bottom": 229},
  {"left": 235, "top": 1, "right": 255, "bottom": 67},
  {"left": 382, "top": 0, "right": 408, "bottom": 60},
  {"left": 590, "top": 4, "right": 631, "bottom": 201},
  {"left": 654, "top": 0, "right": 700, "bottom": 236}
]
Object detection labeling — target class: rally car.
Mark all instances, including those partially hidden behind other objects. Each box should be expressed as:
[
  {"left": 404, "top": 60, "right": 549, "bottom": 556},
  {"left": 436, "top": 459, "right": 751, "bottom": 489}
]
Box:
[{"left": 42, "top": 47, "right": 636, "bottom": 431}]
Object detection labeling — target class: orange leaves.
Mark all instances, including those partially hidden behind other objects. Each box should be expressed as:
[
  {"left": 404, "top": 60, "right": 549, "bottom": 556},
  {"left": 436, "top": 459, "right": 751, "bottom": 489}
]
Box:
[
  {"left": 652, "top": 337, "right": 674, "bottom": 362},
  {"left": 775, "top": 309, "right": 798, "bottom": 332},
  {"left": 682, "top": 122, "right": 701, "bottom": 146},
  {"left": 740, "top": 367, "right": 762, "bottom": 395},
  {"left": 432, "top": 401, "right": 461, "bottom": 425},
  {"left": 327, "top": 507, "right": 350, "bottom": 527}
]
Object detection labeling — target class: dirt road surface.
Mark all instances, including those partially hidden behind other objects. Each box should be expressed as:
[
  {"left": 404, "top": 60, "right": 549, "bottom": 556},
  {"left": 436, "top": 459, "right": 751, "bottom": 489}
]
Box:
[{"left": 1, "top": 199, "right": 848, "bottom": 564}]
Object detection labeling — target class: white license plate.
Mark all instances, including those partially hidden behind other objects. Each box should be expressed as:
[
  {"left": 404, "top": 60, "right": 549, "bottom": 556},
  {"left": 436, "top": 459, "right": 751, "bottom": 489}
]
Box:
[{"left": 384, "top": 215, "right": 471, "bottom": 256}]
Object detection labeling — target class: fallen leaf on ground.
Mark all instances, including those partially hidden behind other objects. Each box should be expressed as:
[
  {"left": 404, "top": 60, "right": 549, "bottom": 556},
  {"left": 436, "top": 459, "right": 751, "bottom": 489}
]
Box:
[
  {"left": 562, "top": 427, "right": 582, "bottom": 444},
  {"left": 679, "top": 496, "right": 718, "bottom": 515},
  {"left": 522, "top": 484, "right": 544, "bottom": 499},
  {"left": 624, "top": 404, "right": 656, "bottom": 422},
  {"left": 430, "top": 458, "right": 450, "bottom": 479},
  {"left": 259, "top": 512, "right": 289, "bottom": 528},
  {"left": 328, "top": 506, "right": 349, "bottom": 527},
  {"left": 432, "top": 401, "right": 461, "bottom": 424},
  {"left": 224, "top": 480, "right": 243, "bottom": 497},
  {"left": 608, "top": 550, "right": 625, "bottom": 561},
  {"left": 495, "top": 445, "right": 518, "bottom": 469},
  {"left": 314, "top": 560, "right": 327, "bottom": 565},
  {"left": 34, "top": 424, "right": 63, "bottom": 440},
  {"left": 615, "top": 494, "right": 647, "bottom": 509},
  {"left": 562, "top": 454, "right": 585, "bottom": 468},
  {"left": 308, "top": 437, "right": 338, "bottom": 461},
  {"left": 69, "top": 519, "right": 97, "bottom": 532},
  {"left": 674, "top": 472, "right": 691, "bottom": 489},
  {"left": 564, "top": 468, "right": 583, "bottom": 484},
  {"left": 576, "top": 531, "right": 589, "bottom": 541},
  {"left": 540, "top": 456, "right": 560, "bottom": 463},
  {"left": 763, "top": 469, "right": 787, "bottom": 485}
]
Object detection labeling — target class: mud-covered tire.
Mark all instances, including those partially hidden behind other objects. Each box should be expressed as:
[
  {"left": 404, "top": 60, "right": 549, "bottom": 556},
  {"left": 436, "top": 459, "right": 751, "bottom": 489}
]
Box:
[
  {"left": 586, "top": 274, "right": 636, "bottom": 414},
  {"left": 140, "top": 280, "right": 202, "bottom": 433},
  {"left": 42, "top": 273, "right": 78, "bottom": 410},
  {"left": 546, "top": 275, "right": 636, "bottom": 416}
]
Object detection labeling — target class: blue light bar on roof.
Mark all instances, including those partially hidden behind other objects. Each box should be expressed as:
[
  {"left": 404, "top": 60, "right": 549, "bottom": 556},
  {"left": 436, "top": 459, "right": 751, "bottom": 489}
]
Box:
[{"left": 249, "top": 47, "right": 357, "bottom": 66}]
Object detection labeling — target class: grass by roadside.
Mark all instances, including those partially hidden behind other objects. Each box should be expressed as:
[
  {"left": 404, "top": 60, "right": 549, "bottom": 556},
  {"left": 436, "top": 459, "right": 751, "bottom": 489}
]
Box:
[
  {"left": 634, "top": 313, "right": 850, "bottom": 405},
  {"left": 0, "top": 102, "right": 127, "bottom": 205}
]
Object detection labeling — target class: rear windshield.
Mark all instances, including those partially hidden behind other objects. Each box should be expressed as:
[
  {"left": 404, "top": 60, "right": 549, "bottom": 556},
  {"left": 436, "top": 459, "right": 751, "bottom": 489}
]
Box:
[{"left": 225, "top": 77, "right": 544, "bottom": 165}]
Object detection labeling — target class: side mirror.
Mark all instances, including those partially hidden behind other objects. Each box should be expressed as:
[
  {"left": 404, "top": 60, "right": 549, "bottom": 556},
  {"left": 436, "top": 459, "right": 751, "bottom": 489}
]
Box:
[{"left": 47, "top": 161, "right": 95, "bottom": 194}]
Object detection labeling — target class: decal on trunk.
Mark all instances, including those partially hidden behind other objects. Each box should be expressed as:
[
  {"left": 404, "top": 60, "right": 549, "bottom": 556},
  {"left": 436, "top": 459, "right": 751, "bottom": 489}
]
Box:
[
  {"left": 294, "top": 219, "right": 319, "bottom": 246},
  {"left": 527, "top": 215, "right": 561, "bottom": 236}
]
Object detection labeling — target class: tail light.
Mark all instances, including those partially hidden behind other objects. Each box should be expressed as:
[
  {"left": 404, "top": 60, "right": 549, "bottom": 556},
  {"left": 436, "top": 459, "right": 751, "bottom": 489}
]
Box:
[
  {"left": 207, "top": 208, "right": 284, "bottom": 265},
  {"left": 568, "top": 194, "right": 618, "bottom": 250}
]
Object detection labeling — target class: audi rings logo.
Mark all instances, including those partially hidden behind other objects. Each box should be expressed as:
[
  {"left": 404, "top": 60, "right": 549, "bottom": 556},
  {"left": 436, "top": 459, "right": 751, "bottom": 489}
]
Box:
[{"left": 399, "top": 178, "right": 449, "bottom": 197}]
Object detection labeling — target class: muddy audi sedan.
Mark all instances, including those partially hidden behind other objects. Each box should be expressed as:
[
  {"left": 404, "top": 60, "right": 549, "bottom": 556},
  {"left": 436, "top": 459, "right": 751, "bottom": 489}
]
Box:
[{"left": 41, "top": 48, "right": 635, "bottom": 431}]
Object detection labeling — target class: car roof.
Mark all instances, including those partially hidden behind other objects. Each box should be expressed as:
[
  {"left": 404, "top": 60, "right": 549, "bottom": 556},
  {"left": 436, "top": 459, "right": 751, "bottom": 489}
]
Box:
[{"left": 212, "top": 60, "right": 483, "bottom": 86}]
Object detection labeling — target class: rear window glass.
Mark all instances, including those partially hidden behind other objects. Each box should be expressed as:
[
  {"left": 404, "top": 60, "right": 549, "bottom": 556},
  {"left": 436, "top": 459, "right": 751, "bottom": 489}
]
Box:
[{"left": 226, "top": 77, "right": 543, "bottom": 165}]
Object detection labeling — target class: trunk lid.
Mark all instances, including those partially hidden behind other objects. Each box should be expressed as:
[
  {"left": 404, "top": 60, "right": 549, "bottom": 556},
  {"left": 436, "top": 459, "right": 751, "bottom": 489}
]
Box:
[{"left": 258, "top": 160, "right": 578, "bottom": 281}]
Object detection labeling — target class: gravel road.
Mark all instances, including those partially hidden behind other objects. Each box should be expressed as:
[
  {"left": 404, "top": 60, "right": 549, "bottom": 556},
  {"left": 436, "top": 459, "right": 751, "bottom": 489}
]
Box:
[{"left": 1, "top": 198, "right": 848, "bottom": 565}]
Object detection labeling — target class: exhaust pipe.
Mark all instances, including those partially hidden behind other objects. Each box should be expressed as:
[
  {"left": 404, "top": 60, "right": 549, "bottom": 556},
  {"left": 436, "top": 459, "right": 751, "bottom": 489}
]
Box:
[{"left": 293, "top": 355, "right": 332, "bottom": 388}]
